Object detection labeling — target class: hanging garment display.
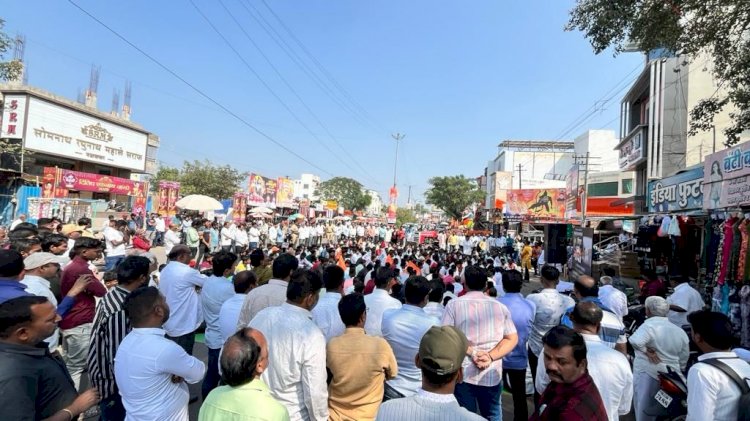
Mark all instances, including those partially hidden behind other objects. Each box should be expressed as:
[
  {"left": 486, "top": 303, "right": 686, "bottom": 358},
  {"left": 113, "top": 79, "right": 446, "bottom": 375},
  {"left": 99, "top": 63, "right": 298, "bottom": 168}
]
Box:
[
  {"left": 738, "top": 219, "right": 750, "bottom": 282},
  {"left": 717, "top": 217, "right": 738, "bottom": 285},
  {"left": 740, "top": 285, "right": 750, "bottom": 348},
  {"left": 668, "top": 215, "right": 682, "bottom": 236},
  {"left": 728, "top": 218, "right": 744, "bottom": 282}
]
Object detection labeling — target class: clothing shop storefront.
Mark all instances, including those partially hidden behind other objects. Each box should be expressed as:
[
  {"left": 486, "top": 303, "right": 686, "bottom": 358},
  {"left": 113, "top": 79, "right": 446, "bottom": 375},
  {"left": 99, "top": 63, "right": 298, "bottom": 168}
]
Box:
[
  {"left": 701, "top": 140, "right": 750, "bottom": 346},
  {"left": 641, "top": 166, "right": 705, "bottom": 281}
]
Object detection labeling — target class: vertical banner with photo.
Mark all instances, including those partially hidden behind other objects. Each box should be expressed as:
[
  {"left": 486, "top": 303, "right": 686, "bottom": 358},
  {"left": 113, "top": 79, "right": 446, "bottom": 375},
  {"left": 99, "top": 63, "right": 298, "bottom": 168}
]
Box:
[
  {"left": 131, "top": 182, "right": 148, "bottom": 217},
  {"left": 233, "top": 192, "right": 247, "bottom": 223},
  {"left": 157, "top": 181, "right": 180, "bottom": 217},
  {"left": 275, "top": 177, "right": 295, "bottom": 208},
  {"left": 569, "top": 227, "right": 594, "bottom": 281}
]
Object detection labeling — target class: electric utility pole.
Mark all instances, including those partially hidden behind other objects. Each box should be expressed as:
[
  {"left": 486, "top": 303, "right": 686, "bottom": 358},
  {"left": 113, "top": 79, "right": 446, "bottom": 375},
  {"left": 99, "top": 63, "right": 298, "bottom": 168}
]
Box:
[
  {"left": 574, "top": 152, "right": 600, "bottom": 227},
  {"left": 517, "top": 164, "right": 524, "bottom": 189}
]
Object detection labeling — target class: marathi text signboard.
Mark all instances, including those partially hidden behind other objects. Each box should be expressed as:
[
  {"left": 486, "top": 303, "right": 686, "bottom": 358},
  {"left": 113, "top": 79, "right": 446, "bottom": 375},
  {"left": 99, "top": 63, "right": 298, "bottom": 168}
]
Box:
[
  {"left": 618, "top": 126, "right": 646, "bottom": 171},
  {"left": 703, "top": 139, "right": 750, "bottom": 209},
  {"left": 41, "top": 167, "right": 148, "bottom": 216},
  {"left": 24, "top": 97, "right": 148, "bottom": 171},
  {"left": 648, "top": 167, "right": 704, "bottom": 212},
  {"left": 157, "top": 181, "right": 180, "bottom": 217},
  {"left": 248, "top": 173, "right": 277, "bottom": 208},
  {"left": 505, "top": 189, "right": 566, "bottom": 219},
  {"left": 1, "top": 95, "right": 27, "bottom": 139}
]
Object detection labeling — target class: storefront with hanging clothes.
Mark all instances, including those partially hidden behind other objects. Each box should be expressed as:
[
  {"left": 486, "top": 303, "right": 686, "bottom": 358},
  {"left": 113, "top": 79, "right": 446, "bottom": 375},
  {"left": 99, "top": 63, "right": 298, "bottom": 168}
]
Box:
[
  {"left": 699, "top": 140, "right": 750, "bottom": 346},
  {"left": 640, "top": 165, "right": 705, "bottom": 281}
]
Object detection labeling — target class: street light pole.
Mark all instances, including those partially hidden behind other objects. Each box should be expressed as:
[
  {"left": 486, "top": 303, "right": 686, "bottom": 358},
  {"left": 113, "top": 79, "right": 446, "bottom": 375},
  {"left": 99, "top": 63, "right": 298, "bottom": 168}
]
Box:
[{"left": 391, "top": 133, "right": 405, "bottom": 188}]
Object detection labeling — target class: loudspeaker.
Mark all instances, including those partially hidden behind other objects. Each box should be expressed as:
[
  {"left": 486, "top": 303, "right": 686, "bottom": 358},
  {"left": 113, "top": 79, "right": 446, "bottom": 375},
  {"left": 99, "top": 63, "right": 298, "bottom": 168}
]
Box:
[{"left": 545, "top": 224, "right": 568, "bottom": 264}]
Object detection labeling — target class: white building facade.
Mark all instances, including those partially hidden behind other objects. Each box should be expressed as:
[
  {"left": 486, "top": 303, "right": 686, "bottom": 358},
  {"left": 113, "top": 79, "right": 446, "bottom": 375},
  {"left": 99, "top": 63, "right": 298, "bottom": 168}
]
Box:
[{"left": 293, "top": 173, "right": 320, "bottom": 201}]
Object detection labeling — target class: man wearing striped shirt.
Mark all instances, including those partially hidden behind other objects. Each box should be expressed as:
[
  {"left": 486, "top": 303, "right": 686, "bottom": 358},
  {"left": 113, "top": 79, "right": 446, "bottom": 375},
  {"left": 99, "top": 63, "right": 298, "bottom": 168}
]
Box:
[
  {"left": 441, "top": 265, "right": 518, "bottom": 421},
  {"left": 87, "top": 256, "right": 151, "bottom": 421}
]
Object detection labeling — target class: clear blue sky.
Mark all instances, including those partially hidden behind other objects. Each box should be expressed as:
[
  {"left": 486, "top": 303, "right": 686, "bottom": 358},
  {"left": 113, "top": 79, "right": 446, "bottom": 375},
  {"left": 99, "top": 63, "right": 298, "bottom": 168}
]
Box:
[{"left": 2, "top": 0, "right": 642, "bottom": 204}]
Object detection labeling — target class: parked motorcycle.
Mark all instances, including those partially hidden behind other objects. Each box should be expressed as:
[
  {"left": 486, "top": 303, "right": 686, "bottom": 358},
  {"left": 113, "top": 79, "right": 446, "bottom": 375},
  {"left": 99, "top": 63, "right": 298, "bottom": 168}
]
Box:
[{"left": 653, "top": 365, "right": 688, "bottom": 420}]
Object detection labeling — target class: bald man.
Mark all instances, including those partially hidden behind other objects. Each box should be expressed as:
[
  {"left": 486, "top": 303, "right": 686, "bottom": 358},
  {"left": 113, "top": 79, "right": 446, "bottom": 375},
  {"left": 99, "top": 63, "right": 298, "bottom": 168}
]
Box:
[
  {"left": 200, "top": 328, "right": 289, "bottom": 421},
  {"left": 629, "top": 296, "right": 689, "bottom": 421},
  {"left": 538, "top": 302, "right": 633, "bottom": 421},
  {"left": 561, "top": 276, "right": 627, "bottom": 354}
]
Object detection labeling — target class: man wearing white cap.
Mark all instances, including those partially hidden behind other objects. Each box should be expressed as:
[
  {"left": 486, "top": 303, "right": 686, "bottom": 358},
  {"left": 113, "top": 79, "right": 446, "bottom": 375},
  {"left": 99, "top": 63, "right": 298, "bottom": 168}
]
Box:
[{"left": 21, "top": 252, "right": 92, "bottom": 353}]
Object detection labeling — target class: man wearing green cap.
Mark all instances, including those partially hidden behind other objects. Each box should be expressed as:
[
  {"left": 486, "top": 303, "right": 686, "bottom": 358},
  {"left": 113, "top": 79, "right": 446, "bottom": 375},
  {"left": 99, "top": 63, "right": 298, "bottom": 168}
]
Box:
[{"left": 375, "top": 326, "right": 484, "bottom": 421}]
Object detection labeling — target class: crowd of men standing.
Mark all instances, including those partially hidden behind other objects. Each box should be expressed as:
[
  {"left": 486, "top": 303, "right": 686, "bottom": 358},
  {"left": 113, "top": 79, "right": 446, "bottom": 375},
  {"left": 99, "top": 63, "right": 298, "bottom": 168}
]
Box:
[{"left": 0, "top": 213, "right": 749, "bottom": 421}]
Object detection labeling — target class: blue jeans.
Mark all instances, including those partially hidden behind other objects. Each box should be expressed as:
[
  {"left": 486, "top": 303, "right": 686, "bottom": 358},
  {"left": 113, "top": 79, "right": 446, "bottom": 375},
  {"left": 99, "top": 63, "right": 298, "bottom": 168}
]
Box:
[
  {"left": 104, "top": 255, "right": 125, "bottom": 271},
  {"left": 99, "top": 393, "right": 126, "bottom": 421},
  {"left": 455, "top": 382, "right": 502, "bottom": 421},
  {"left": 202, "top": 348, "right": 221, "bottom": 399}
]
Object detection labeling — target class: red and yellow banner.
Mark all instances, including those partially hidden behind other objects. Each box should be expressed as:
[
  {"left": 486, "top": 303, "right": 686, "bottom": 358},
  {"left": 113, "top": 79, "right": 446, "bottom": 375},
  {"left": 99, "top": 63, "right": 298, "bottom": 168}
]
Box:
[
  {"left": 506, "top": 189, "right": 567, "bottom": 218},
  {"left": 157, "top": 181, "right": 180, "bottom": 217},
  {"left": 275, "top": 177, "right": 294, "bottom": 208},
  {"left": 248, "top": 173, "right": 277, "bottom": 208}
]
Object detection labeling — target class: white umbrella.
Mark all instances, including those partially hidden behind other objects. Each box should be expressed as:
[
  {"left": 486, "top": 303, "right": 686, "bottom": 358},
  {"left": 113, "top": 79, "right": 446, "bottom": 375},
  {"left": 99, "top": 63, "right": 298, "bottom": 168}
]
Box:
[
  {"left": 175, "top": 194, "right": 224, "bottom": 211},
  {"left": 252, "top": 206, "right": 273, "bottom": 214}
]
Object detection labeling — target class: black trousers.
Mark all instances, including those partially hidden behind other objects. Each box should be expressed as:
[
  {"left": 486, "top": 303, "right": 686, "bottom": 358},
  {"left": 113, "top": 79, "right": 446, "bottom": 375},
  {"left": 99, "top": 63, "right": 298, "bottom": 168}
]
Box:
[
  {"left": 504, "top": 368, "right": 528, "bottom": 421},
  {"left": 527, "top": 348, "right": 541, "bottom": 408}
]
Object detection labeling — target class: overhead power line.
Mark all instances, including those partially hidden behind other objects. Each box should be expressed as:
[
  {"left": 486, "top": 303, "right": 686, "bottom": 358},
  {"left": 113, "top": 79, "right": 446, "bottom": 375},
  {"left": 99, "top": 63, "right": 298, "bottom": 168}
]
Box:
[
  {"left": 244, "top": 0, "right": 387, "bottom": 134},
  {"left": 66, "top": 0, "right": 335, "bottom": 177},
  {"left": 259, "top": 0, "right": 388, "bottom": 133},
  {"left": 214, "top": 0, "right": 379, "bottom": 186}
]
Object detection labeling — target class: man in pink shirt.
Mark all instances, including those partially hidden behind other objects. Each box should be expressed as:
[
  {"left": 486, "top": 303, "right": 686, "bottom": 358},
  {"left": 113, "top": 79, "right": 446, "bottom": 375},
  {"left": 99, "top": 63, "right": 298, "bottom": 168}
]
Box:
[{"left": 441, "top": 265, "right": 518, "bottom": 421}]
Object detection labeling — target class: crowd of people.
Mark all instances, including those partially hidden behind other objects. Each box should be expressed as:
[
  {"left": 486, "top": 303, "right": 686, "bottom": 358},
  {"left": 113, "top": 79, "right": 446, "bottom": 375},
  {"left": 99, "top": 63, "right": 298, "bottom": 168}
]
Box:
[{"left": 0, "top": 213, "right": 749, "bottom": 421}]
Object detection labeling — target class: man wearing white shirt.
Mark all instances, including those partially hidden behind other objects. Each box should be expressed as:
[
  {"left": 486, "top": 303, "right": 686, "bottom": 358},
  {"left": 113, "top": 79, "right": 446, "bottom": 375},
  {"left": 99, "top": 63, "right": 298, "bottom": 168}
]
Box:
[
  {"left": 103, "top": 220, "right": 127, "bottom": 271},
  {"left": 220, "top": 222, "right": 234, "bottom": 253},
  {"left": 154, "top": 215, "right": 166, "bottom": 246},
  {"left": 234, "top": 224, "right": 249, "bottom": 255},
  {"left": 199, "top": 251, "right": 238, "bottom": 399},
  {"left": 21, "top": 252, "right": 88, "bottom": 352},
  {"left": 164, "top": 224, "right": 181, "bottom": 255},
  {"left": 423, "top": 280, "right": 445, "bottom": 321},
  {"left": 268, "top": 224, "right": 278, "bottom": 248},
  {"left": 218, "top": 271, "right": 257, "bottom": 343},
  {"left": 536, "top": 302, "right": 633, "bottom": 421},
  {"left": 115, "top": 287, "right": 206, "bottom": 421},
  {"left": 248, "top": 224, "right": 261, "bottom": 250},
  {"left": 158, "top": 245, "right": 206, "bottom": 355},
  {"left": 525, "top": 266, "right": 575, "bottom": 399},
  {"left": 236, "top": 253, "right": 299, "bottom": 328},
  {"left": 9, "top": 213, "right": 26, "bottom": 230},
  {"left": 311, "top": 265, "right": 346, "bottom": 342},
  {"left": 382, "top": 276, "right": 439, "bottom": 399},
  {"left": 364, "top": 267, "right": 402, "bottom": 336},
  {"left": 666, "top": 277, "right": 704, "bottom": 327},
  {"left": 248, "top": 269, "right": 329, "bottom": 421},
  {"left": 686, "top": 310, "right": 750, "bottom": 421},
  {"left": 629, "top": 296, "right": 689, "bottom": 421},
  {"left": 598, "top": 275, "right": 628, "bottom": 322}
]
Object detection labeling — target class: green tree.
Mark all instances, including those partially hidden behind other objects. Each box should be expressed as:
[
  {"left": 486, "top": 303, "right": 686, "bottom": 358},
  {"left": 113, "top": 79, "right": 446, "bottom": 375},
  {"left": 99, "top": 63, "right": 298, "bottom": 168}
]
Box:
[
  {"left": 424, "top": 175, "right": 484, "bottom": 221},
  {"left": 149, "top": 160, "right": 245, "bottom": 200},
  {"left": 179, "top": 160, "right": 245, "bottom": 200},
  {"left": 315, "top": 177, "right": 372, "bottom": 210},
  {"left": 567, "top": 0, "right": 750, "bottom": 146},
  {"left": 396, "top": 208, "right": 417, "bottom": 226},
  {"left": 149, "top": 165, "right": 180, "bottom": 193},
  {"left": 0, "top": 19, "right": 22, "bottom": 82}
]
